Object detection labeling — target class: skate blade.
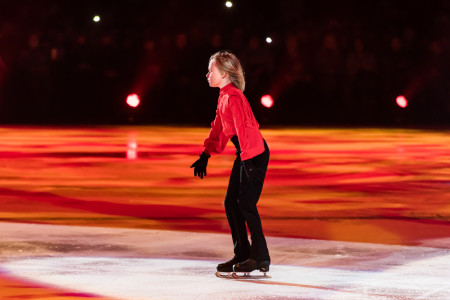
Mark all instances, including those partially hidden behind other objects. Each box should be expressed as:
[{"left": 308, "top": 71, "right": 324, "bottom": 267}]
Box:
[
  {"left": 231, "top": 272, "right": 271, "bottom": 279},
  {"left": 216, "top": 271, "right": 271, "bottom": 279},
  {"left": 215, "top": 271, "right": 234, "bottom": 278}
]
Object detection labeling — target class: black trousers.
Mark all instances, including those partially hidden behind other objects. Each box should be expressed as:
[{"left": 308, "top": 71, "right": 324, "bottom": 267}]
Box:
[{"left": 224, "top": 136, "right": 270, "bottom": 262}]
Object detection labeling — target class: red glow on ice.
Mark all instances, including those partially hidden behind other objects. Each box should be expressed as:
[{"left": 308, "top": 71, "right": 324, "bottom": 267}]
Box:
[
  {"left": 261, "top": 95, "right": 274, "bottom": 108},
  {"left": 127, "top": 94, "right": 140, "bottom": 108},
  {"left": 396, "top": 95, "right": 408, "bottom": 108},
  {"left": 127, "top": 141, "right": 137, "bottom": 160}
]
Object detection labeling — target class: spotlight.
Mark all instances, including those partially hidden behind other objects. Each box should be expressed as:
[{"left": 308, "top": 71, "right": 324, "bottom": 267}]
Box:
[
  {"left": 225, "top": 1, "right": 233, "bottom": 8},
  {"left": 396, "top": 95, "right": 408, "bottom": 108},
  {"left": 127, "top": 94, "right": 140, "bottom": 108},
  {"left": 266, "top": 37, "right": 273, "bottom": 44},
  {"left": 93, "top": 15, "right": 101, "bottom": 22},
  {"left": 261, "top": 95, "right": 274, "bottom": 108}
]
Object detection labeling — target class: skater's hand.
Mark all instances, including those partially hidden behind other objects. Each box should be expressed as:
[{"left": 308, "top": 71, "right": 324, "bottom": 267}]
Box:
[
  {"left": 190, "top": 152, "right": 210, "bottom": 179},
  {"left": 242, "top": 159, "right": 264, "bottom": 186}
]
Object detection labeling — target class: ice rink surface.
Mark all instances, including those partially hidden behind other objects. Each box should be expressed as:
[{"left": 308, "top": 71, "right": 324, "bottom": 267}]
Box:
[
  {"left": 1, "top": 222, "right": 450, "bottom": 300},
  {"left": 1, "top": 126, "right": 449, "bottom": 299}
]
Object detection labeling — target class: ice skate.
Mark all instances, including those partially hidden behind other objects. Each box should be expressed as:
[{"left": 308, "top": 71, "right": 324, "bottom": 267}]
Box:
[
  {"left": 231, "top": 259, "right": 271, "bottom": 279},
  {"left": 215, "top": 257, "right": 245, "bottom": 278}
]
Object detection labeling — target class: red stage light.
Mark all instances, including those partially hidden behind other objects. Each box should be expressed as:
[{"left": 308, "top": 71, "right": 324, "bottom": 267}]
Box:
[
  {"left": 396, "top": 95, "right": 408, "bottom": 108},
  {"left": 261, "top": 95, "right": 274, "bottom": 108},
  {"left": 127, "top": 94, "right": 140, "bottom": 108}
]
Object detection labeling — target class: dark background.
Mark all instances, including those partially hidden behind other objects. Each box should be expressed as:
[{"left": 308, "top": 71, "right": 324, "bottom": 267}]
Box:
[{"left": 0, "top": 0, "right": 449, "bottom": 126}]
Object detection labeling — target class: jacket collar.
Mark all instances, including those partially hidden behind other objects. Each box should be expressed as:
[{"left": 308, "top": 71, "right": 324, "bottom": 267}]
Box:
[{"left": 220, "top": 83, "right": 235, "bottom": 95}]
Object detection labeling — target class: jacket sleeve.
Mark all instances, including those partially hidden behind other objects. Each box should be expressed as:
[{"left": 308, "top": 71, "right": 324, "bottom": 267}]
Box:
[{"left": 203, "top": 110, "right": 228, "bottom": 155}]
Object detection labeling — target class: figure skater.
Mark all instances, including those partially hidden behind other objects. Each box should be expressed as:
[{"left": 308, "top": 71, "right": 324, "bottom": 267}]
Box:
[{"left": 191, "top": 50, "right": 270, "bottom": 274}]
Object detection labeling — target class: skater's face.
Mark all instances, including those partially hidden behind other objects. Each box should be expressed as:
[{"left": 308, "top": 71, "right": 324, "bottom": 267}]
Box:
[{"left": 206, "top": 59, "right": 228, "bottom": 89}]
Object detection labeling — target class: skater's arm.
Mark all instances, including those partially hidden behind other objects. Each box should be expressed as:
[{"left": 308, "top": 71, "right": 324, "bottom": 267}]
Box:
[
  {"left": 193, "top": 110, "right": 226, "bottom": 179},
  {"left": 203, "top": 110, "right": 227, "bottom": 155}
]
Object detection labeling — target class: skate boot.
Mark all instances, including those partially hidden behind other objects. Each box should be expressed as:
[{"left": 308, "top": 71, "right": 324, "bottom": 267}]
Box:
[
  {"left": 216, "top": 257, "right": 247, "bottom": 278},
  {"left": 216, "top": 257, "right": 246, "bottom": 273},
  {"left": 233, "top": 258, "right": 270, "bottom": 274}
]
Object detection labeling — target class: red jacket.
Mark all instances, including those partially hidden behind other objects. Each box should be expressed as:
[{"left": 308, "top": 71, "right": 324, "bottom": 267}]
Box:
[{"left": 203, "top": 83, "right": 265, "bottom": 161}]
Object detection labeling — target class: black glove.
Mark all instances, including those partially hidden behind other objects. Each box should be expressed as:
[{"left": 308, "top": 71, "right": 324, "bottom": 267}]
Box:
[
  {"left": 190, "top": 152, "right": 210, "bottom": 179},
  {"left": 241, "top": 159, "right": 264, "bottom": 186}
]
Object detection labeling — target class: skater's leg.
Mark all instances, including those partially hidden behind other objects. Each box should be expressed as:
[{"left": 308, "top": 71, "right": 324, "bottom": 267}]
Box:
[
  {"left": 224, "top": 156, "right": 250, "bottom": 260},
  {"left": 238, "top": 141, "right": 270, "bottom": 262}
]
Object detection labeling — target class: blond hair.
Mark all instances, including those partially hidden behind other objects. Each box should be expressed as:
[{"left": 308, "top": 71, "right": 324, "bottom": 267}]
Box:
[{"left": 209, "top": 51, "right": 245, "bottom": 92}]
